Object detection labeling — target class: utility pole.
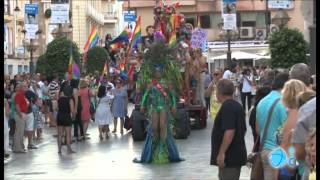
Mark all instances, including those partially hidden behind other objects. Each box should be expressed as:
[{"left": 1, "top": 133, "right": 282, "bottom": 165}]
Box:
[
  {"left": 265, "top": 0, "right": 269, "bottom": 39},
  {"left": 309, "top": 0, "right": 316, "bottom": 74},
  {"left": 29, "top": 0, "right": 34, "bottom": 75},
  {"left": 226, "top": 30, "right": 231, "bottom": 68}
]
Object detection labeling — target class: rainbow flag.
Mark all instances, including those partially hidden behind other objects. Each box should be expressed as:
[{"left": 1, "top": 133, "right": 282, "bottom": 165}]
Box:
[
  {"left": 168, "top": 14, "right": 177, "bottom": 47},
  {"left": 84, "top": 26, "right": 99, "bottom": 52},
  {"left": 168, "top": 29, "right": 177, "bottom": 47},
  {"left": 68, "top": 49, "right": 80, "bottom": 80},
  {"left": 111, "top": 28, "right": 131, "bottom": 44},
  {"left": 110, "top": 43, "right": 123, "bottom": 51},
  {"left": 129, "top": 16, "right": 142, "bottom": 51}
]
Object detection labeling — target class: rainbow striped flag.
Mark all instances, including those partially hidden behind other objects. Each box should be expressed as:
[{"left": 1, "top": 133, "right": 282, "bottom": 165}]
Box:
[
  {"left": 168, "top": 29, "right": 177, "bottom": 47},
  {"left": 84, "top": 26, "right": 99, "bottom": 52},
  {"left": 129, "top": 16, "right": 142, "bottom": 51},
  {"left": 168, "top": 15, "right": 177, "bottom": 47},
  {"left": 110, "top": 42, "right": 123, "bottom": 51},
  {"left": 68, "top": 49, "right": 80, "bottom": 80},
  {"left": 111, "top": 28, "right": 131, "bottom": 44}
]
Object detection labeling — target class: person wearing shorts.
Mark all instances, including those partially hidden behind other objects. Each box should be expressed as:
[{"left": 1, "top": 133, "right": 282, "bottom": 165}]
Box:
[{"left": 25, "top": 88, "right": 38, "bottom": 149}]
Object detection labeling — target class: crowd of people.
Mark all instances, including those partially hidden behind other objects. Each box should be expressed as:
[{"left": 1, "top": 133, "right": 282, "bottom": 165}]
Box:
[
  {"left": 4, "top": 72, "right": 129, "bottom": 156},
  {"left": 4, "top": 60, "right": 316, "bottom": 179},
  {"left": 206, "top": 62, "right": 316, "bottom": 180}
]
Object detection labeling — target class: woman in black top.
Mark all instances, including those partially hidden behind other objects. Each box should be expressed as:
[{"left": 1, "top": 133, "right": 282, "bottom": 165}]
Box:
[{"left": 57, "top": 84, "right": 75, "bottom": 154}]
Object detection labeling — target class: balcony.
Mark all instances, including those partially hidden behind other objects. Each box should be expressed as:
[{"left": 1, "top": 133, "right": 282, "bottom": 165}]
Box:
[
  {"left": 86, "top": 5, "right": 118, "bottom": 25},
  {"left": 104, "top": 12, "right": 118, "bottom": 23}
]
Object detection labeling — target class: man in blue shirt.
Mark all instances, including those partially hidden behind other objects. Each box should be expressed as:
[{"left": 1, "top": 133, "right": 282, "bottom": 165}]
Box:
[{"left": 256, "top": 72, "right": 289, "bottom": 180}]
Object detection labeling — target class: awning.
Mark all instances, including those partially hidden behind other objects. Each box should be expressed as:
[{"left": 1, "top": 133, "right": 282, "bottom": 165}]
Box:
[
  {"left": 254, "top": 55, "right": 271, "bottom": 60},
  {"left": 208, "top": 51, "right": 263, "bottom": 62}
]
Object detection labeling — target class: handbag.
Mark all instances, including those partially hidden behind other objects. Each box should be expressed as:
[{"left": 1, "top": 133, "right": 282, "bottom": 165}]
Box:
[
  {"left": 249, "top": 98, "right": 280, "bottom": 180},
  {"left": 124, "top": 115, "right": 132, "bottom": 130}
]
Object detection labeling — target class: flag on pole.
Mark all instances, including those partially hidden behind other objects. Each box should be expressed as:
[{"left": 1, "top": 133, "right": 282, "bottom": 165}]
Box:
[
  {"left": 84, "top": 26, "right": 99, "bottom": 52},
  {"left": 110, "top": 43, "right": 123, "bottom": 51},
  {"left": 110, "top": 28, "right": 131, "bottom": 44},
  {"left": 68, "top": 47, "right": 80, "bottom": 80},
  {"left": 168, "top": 29, "right": 177, "bottom": 47},
  {"left": 168, "top": 14, "right": 177, "bottom": 47},
  {"left": 128, "top": 16, "right": 142, "bottom": 52}
]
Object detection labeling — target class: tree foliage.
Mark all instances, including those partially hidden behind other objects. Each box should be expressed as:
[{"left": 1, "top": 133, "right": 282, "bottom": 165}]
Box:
[
  {"left": 268, "top": 27, "right": 308, "bottom": 69},
  {"left": 86, "top": 46, "right": 110, "bottom": 74},
  {"left": 36, "top": 37, "right": 80, "bottom": 78}
]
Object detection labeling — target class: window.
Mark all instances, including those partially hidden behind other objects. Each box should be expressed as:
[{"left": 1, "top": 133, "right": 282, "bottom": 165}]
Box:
[
  {"left": 8, "top": 65, "right": 13, "bottom": 75},
  {"left": 18, "top": 65, "right": 23, "bottom": 74},
  {"left": 240, "top": 12, "right": 266, "bottom": 28},
  {"left": 212, "top": 13, "right": 222, "bottom": 29},
  {"left": 185, "top": 17, "right": 196, "bottom": 28},
  {"left": 24, "top": 65, "right": 29, "bottom": 73},
  {"left": 200, "top": 15, "right": 211, "bottom": 29},
  {"left": 242, "top": 21, "right": 256, "bottom": 27}
]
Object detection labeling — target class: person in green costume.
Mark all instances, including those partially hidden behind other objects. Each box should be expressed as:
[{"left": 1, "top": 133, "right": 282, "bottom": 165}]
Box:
[{"left": 133, "top": 40, "right": 184, "bottom": 164}]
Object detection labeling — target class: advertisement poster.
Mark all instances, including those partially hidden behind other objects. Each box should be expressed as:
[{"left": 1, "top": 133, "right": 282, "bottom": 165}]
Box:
[
  {"left": 268, "top": 0, "right": 294, "bottom": 9},
  {"left": 123, "top": 10, "right": 136, "bottom": 32},
  {"left": 51, "top": 3, "right": 70, "bottom": 24},
  {"left": 25, "top": 3, "right": 39, "bottom": 39},
  {"left": 191, "top": 28, "right": 208, "bottom": 51},
  {"left": 221, "top": 0, "right": 237, "bottom": 30}
]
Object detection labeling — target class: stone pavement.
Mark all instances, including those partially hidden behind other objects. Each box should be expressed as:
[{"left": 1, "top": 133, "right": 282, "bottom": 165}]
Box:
[{"left": 4, "top": 104, "right": 254, "bottom": 180}]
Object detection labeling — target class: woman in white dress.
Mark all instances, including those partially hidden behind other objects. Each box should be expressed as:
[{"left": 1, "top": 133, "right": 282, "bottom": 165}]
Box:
[{"left": 95, "top": 85, "right": 114, "bottom": 140}]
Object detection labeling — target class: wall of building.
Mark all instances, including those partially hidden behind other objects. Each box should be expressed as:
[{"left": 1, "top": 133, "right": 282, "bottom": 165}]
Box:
[
  {"left": 4, "top": 59, "right": 30, "bottom": 78},
  {"left": 72, "top": 0, "right": 88, "bottom": 53},
  {"left": 126, "top": 0, "right": 306, "bottom": 41}
]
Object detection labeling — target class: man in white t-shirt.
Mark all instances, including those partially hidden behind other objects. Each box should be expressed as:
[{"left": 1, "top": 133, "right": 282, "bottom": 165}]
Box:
[
  {"left": 240, "top": 68, "right": 253, "bottom": 112},
  {"left": 222, "top": 62, "right": 240, "bottom": 102}
]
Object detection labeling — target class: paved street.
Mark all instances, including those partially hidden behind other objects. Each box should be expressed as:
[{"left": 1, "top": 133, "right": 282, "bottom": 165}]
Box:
[{"left": 5, "top": 104, "right": 254, "bottom": 180}]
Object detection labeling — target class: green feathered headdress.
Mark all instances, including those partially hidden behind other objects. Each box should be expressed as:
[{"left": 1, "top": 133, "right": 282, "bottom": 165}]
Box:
[{"left": 137, "top": 39, "right": 182, "bottom": 90}]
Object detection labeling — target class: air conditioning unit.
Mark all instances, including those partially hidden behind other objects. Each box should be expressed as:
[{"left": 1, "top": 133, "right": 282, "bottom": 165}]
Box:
[
  {"left": 255, "top": 28, "right": 267, "bottom": 40},
  {"left": 240, "top": 27, "right": 254, "bottom": 39},
  {"left": 270, "top": 24, "right": 280, "bottom": 34}
]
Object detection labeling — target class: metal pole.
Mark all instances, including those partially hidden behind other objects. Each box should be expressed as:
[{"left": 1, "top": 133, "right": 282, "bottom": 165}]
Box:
[
  {"left": 309, "top": 0, "right": 316, "bottom": 74},
  {"left": 29, "top": 0, "right": 34, "bottom": 75},
  {"left": 265, "top": 0, "right": 269, "bottom": 39},
  {"left": 226, "top": 30, "right": 231, "bottom": 68}
]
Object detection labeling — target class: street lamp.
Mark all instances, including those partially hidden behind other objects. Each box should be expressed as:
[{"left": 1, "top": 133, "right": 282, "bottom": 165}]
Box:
[
  {"left": 51, "top": 23, "right": 73, "bottom": 39},
  {"left": 272, "top": 9, "right": 291, "bottom": 28},
  {"left": 23, "top": 38, "right": 39, "bottom": 75}
]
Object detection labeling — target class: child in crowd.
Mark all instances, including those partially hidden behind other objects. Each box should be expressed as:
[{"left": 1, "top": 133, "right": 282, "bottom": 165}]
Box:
[{"left": 32, "top": 96, "right": 43, "bottom": 142}]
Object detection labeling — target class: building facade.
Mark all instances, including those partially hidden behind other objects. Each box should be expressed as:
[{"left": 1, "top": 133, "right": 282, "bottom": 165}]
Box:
[
  {"left": 123, "top": 0, "right": 307, "bottom": 71},
  {"left": 72, "top": 0, "right": 124, "bottom": 53}
]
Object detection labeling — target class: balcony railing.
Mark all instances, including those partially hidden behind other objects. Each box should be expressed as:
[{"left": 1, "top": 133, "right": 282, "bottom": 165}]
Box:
[
  {"left": 104, "top": 12, "right": 117, "bottom": 20},
  {"left": 86, "top": 5, "right": 118, "bottom": 24}
]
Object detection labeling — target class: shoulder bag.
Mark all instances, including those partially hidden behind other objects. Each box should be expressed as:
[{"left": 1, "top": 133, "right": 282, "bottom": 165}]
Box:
[{"left": 249, "top": 98, "right": 280, "bottom": 180}]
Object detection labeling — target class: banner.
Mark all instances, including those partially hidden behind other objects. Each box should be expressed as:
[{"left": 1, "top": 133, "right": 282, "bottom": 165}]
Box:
[
  {"left": 50, "top": 3, "right": 70, "bottom": 24},
  {"left": 191, "top": 28, "right": 208, "bottom": 51},
  {"left": 123, "top": 10, "right": 136, "bottom": 32},
  {"left": 25, "top": 3, "right": 39, "bottom": 39},
  {"left": 268, "top": 0, "right": 294, "bottom": 9},
  {"left": 221, "top": 0, "right": 236, "bottom": 30}
]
